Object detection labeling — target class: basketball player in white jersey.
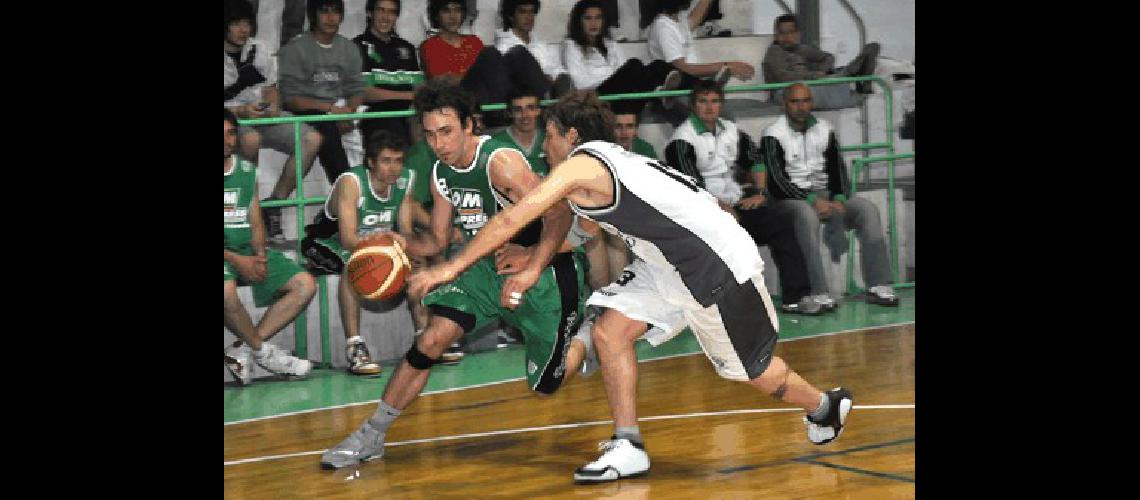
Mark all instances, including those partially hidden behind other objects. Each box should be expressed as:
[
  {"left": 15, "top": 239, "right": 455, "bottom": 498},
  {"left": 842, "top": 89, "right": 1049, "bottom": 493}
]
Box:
[{"left": 409, "top": 91, "right": 853, "bottom": 483}]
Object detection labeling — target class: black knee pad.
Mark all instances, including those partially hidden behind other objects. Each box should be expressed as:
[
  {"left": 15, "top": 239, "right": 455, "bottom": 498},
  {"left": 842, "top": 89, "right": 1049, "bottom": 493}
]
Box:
[{"left": 405, "top": 344, "right": 438, "bottom": 369}]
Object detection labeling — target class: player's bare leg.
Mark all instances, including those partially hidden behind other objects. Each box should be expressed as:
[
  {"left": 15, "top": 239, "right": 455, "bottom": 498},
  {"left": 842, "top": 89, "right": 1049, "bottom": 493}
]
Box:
[
  {"left": 747, "top": 356, "right": 821, "bottom": 409},
  {"left": 381, "top": 315, "right": 464, "bottom": 408},
  {"left": 339, "top": 272, "right": 382, "bottom": 375},
  {"left": 254, "top": 272, "right": 317, "bottom": 341},
  {"left": 269, "top": 130, "right": 322, "bottom": 200},
  {"left": 338, "top": 273, "right": 362, "bottom": 341},
  {"left": 321, "top": 314, "right": 465, "bottom": 469},
  {"left": 592, "top": 309, "right": 647, "bottom": 428},
  {"left": 224, "top": 280, "right": 263, "bottom": 350},
  {"left": 748, "top": 356, "right": 853, "bottom": 445},
  {"left": 573, "top": 308, "right": 651, "bottom": 482}
]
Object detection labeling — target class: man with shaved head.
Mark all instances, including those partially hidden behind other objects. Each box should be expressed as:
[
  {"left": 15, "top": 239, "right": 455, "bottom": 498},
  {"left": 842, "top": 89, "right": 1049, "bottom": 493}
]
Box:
[{"left": 757, "top": 83, "right": 900, "bottom": 309}]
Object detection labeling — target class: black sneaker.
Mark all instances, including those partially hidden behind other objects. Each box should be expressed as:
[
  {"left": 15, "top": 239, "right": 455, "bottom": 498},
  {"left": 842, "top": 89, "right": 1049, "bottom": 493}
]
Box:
[
  {"left": 865, "top": 285, "right": 900, "bottom": 307},
  {"left": 805, "top": 387, "right": 853, "bottom": 445},
  {"left": 261, "top": 199, "right": 285, "bottom": 244}
]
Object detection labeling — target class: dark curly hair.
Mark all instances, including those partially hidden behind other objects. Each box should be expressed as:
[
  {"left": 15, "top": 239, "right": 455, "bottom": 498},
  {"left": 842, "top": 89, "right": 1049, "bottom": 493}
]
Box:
[
  {"left": 414, "top": 80, "right": 478, "bottom": 131},
  {"left": 567, "top": 0, "right": 612, "bottom": 59},
  {"left": 224, "top": 0, "right": 258, "bottom": 38},
  {"left": 366, "top": 0, "right": 402, "bottom": 26},
  {"left": 307, "top": 0, "right": 345, "bottom": 32},
  {"left": 655, "top": 0, "right": 692, "bottom": 16},
  {"left": 365, "top": 129, "right": 410, "bottom": 166},
  {"left": 427, "top": 0, "right": 467, "bottom": 29},
  {"left": 500, "top": 0, "right": 541, "bottom": 30}
]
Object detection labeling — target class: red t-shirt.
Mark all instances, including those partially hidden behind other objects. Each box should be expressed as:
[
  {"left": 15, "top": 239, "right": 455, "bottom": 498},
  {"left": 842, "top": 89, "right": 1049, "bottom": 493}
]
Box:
[{"left": 421, "top": 35, "right": 484, "bottom": 79}]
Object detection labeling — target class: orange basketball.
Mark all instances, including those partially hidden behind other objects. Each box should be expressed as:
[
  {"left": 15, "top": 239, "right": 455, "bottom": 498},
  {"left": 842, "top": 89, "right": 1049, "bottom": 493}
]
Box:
[{"left": 345, "top": 234, "right": 411, "bottom": 301}]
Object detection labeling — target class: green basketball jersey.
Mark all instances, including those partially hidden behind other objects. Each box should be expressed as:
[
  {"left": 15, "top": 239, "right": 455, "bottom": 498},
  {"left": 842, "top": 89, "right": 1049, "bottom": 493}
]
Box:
[
  {"left": 328, "top": 164, "right": 416, "bottom": 237},
  {"left": 224, "top": 156, "right": 258, "bottom": 252},
  {"left": 491, "top": 128, "right": 549, "bottom": 175},
  {"left": 404, "top": 140, "right": 438, "bottom": 208},
  {"left": 432, "top": 135, "right": 538, "bottom": 244}
]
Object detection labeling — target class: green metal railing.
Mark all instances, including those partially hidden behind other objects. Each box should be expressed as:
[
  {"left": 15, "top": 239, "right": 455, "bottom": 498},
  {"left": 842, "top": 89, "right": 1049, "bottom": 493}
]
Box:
[
  {"left": 236, "top": 74, "right": 904, "bottom": 364},
  {"left": 846, "top": 152, "right": 916, "bottom": 294}
]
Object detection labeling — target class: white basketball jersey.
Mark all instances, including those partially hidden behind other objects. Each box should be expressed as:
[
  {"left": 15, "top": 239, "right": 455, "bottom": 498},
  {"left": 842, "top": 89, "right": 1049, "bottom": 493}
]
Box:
[{"left": 566, "top": 141, "right": 763, "bottom": 307}]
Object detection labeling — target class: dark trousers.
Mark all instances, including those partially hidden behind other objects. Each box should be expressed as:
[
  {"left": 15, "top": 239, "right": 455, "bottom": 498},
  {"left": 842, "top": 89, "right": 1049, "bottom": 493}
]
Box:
[
  {"left": 294, "top": 109, "right": 352, "bottom": 181},
  {"left": 597, "top": 59, "right": 675, "bottom": 115},
  {"left": 461, "top": 46, "right": 549, "bottom": 106},
  {"left": 736, "top": 204, "right": 812, "bottom": 304}
]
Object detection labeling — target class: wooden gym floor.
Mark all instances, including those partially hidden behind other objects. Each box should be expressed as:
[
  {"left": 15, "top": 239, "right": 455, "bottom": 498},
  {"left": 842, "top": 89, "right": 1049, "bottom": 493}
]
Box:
[{"left": 224, "top": 321, "right": 916, "bottom": 498}]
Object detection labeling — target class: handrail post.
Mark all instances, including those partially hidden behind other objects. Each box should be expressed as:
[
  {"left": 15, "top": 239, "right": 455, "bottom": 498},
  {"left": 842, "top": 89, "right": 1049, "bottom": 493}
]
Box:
[
  {"left": 319, "top": 275, "right": 331, "bottom": 368},
  {"left": 291, "top": 121, "right": 308, "bottom": 359}
]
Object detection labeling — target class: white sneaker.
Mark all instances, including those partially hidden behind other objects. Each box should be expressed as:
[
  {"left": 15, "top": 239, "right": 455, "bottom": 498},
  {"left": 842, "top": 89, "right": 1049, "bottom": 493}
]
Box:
[
  {"left": 573, "top": 437, "right": 650, "bottom": 483},
  {"left": 254, "top": 343, "right": 312, "bottom": 378},
  {"left": 224, "top": 345, "right": 253, "bottom": 386}
]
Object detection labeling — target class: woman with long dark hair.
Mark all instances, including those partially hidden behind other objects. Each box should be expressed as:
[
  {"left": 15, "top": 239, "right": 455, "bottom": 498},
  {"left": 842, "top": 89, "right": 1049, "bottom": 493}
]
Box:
[{"left": 561, "top": 0, "right": 680, "bottom": 114}]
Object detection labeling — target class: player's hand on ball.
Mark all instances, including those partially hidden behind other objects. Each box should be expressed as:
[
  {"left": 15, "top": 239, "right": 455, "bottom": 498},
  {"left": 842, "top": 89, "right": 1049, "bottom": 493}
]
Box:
[
  {"left": 494, "top": 244, "right": 532, "bottom": 274},
  {"left": 500, "top": 267, "right": 541, "bottom": 310},
  {"left": 408, "top": 264, "right": 457, "bottom": 299}
]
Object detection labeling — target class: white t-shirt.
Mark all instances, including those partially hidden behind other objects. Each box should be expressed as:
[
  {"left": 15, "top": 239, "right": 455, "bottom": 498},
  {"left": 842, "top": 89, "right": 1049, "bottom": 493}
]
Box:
[
  {"left": 561, "top": 38, "right": 626, "bottom": 90},
  {"left": 647, "top": 14, "right": 698, "bottom": 65},
  {"left": 494, "top": 29, "right": 566, "bottom": 78}
]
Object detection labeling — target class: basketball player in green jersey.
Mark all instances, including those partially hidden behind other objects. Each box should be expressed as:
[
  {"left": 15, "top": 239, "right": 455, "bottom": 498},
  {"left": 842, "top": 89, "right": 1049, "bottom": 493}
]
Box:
[
  {"left": 320, "top": 82, "right": 600, "bottom": 469},
  {"left": 223, "top": 108, "right": 317, "bottom": 386},
  {"left": 302, "top": 129, "right": 439, "bottom": 375}
]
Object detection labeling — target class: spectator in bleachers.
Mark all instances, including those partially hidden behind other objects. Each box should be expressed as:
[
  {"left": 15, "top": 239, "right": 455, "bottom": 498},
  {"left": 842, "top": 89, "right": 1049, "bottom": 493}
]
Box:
[
  {"left": 420, "top": 0, "right": 548, "bottom": 124},
  {"left": 646, "top": 0, "right": 754, "bottom": 94},
  {"left": 759, "top": 83, "right": 899, "bottom": 308},
  {"left": 762, "top": 14, "right": 879, "bottom": 110},
  {"left": 492, "top": 89, "right": 549, "bottom": 175},
  {"left": 278, "top": 0, "right": 366, "bottom": 208},
  {"left": 562, "top": 0, "right": 682, "bottom": 98},
  {"left": 301, "top": 130, "right": 440, "bottom": 375},
  {"left": 353, "top": 0, "right": 422, "bottom": 143},
  {"left": 664, "top": 79, "right": 820, "bottom": 315},
  {"left": 495, "top": 0, "right": 573, "bottom": 98},
  {"left": 224, "top": 108, "right": 317, "bottom": 386},
  {"left": 225, "top": 0, "right": 324, "bottom": 243},
  {"left": 612, "top": 108, "right": 657, "bottom": 159}
]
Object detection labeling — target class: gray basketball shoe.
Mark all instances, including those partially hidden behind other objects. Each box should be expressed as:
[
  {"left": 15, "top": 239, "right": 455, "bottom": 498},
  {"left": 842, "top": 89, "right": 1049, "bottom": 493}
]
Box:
[{"left": 320, "top": 420, "right": 386, "bottom": 469}]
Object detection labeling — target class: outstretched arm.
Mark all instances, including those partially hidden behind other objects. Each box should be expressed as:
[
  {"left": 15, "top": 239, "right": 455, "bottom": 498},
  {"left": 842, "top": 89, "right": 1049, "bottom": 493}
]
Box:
[{"left": 407, "top": 154, "right": 602, "bottom": 298}]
